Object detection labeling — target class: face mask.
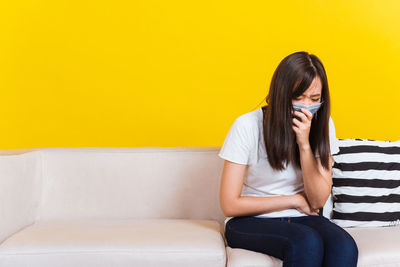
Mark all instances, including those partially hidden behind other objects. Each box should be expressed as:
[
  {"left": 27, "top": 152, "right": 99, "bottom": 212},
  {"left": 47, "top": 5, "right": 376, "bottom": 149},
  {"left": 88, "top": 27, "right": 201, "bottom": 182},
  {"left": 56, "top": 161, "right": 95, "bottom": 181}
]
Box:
[{"left": 292, "top": 101, "right": 323, "bottom": 115}]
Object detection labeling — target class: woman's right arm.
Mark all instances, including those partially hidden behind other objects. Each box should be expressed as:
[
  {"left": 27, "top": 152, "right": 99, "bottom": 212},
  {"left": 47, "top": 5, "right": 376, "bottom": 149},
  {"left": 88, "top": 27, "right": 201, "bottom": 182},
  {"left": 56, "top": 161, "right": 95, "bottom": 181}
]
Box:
[{"left": 219, "top": 160, "right": 319, "bottom": 217}]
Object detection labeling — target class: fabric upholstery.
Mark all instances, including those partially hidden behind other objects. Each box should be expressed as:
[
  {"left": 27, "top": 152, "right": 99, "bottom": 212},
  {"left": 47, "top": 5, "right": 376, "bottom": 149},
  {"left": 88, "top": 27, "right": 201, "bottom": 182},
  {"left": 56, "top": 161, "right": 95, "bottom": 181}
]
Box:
[
  {"left": 226, "top": 247, "right": 282, "bottom": 267},
  {"left": 2, "top": 146, "right": 400, "bottom": 267},
  {"left": 0, "top": 219, "right": 226, "bottom": 267},
  {"left": 0, "top": 151, "right": 42, "bottom": 243},
  {"left": 36, "top": 148, "right": 226, "bottom": 225}
]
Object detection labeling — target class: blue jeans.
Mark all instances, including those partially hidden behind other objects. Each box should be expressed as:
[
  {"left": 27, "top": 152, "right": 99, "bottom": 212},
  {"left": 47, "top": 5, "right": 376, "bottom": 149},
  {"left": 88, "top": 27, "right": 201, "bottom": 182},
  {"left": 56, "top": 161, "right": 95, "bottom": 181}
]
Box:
[{"left": 225, "top": 215, "right": 358, "bottom": 267}]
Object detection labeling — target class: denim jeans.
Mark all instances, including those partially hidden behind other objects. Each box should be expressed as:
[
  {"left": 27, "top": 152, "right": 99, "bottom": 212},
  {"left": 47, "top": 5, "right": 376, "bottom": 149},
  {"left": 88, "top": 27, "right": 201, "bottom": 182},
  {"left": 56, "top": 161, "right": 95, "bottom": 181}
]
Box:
[{"left": 225, "top": 215, "right": 358, "bottom": 267}]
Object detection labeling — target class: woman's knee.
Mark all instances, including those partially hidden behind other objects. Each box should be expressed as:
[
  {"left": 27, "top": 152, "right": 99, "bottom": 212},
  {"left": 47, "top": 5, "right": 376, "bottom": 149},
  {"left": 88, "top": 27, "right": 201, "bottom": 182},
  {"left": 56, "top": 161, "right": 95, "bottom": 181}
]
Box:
[
  {"left": 338, "top": 233, "right": 358, "bottom": 261},
  {"left": 324, "top": 230, "right": 358, "bottom": 266}
]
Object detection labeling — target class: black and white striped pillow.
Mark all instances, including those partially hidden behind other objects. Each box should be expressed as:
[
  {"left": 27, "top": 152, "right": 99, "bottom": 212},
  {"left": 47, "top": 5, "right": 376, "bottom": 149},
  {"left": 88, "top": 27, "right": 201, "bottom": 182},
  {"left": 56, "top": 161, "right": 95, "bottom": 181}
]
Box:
[{"left": 331, "top": 138, "right": 400, "bottom": 227}]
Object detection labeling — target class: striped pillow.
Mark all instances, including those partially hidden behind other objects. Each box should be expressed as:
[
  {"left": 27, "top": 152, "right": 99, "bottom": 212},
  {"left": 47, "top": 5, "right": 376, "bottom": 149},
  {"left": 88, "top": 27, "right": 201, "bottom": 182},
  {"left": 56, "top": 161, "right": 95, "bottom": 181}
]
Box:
[{"left": 331, "top": 138, "right": 400, "bottom": 227}]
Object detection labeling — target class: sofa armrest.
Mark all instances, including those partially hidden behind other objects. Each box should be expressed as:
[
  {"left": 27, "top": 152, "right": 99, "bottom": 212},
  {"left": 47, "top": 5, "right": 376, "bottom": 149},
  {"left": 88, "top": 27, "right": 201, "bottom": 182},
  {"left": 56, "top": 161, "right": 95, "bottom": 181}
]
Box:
[{"left": 0, "top": 150, "right": 42, "bottom": 244}]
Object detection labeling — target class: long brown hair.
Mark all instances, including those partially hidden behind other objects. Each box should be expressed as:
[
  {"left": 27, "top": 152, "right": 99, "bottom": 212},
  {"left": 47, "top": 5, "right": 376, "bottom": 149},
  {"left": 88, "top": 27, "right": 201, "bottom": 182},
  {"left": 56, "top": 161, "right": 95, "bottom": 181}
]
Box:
[{"left": 262, "top": 51, "right": 331, "bottom": 171}]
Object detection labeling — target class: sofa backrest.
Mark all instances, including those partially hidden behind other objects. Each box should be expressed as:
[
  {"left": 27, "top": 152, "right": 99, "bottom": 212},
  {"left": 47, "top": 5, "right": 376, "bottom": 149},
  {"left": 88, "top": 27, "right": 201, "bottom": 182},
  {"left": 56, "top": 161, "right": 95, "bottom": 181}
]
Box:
[
  {"left": 0, "top": 150, "right": 42, "bottom": 244},
  {"left": 35, "top": 148, "right": 226, "bottom": 225},
  {"left": 1, "top": 146, "right": 343, "bottom": 232}
]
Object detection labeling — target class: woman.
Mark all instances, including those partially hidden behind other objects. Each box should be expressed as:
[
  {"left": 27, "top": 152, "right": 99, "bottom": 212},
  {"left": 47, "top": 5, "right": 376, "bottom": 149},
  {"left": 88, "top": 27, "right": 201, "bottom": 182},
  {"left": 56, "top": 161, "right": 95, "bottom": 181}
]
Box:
[{"left": 218, "top": 51, "right": 358, "bottom": 267}]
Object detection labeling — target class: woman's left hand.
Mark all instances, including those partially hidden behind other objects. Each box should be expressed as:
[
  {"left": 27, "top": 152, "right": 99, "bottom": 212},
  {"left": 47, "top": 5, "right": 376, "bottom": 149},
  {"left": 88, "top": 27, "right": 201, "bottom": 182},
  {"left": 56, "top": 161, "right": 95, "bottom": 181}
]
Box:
[{"left": 291, "top": 108, "right": 313, "bottom": 150}]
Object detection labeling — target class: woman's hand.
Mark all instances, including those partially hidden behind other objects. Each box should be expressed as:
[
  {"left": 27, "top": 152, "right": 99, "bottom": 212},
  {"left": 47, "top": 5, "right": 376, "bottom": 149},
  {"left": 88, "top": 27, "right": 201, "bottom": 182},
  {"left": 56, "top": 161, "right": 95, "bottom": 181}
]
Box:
[
  {"left": 291, "top": 108, "right": 313, "bottom": 150},
  {"left": 294, "top": 191, "right": 320, "bottom": 216}
]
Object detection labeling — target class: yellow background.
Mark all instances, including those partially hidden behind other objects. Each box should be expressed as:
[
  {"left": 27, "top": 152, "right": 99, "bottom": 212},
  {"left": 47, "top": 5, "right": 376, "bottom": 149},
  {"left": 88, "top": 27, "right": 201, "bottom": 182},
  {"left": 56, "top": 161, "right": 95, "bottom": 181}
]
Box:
[{"left": 1, "top": 0, "right": 399, "bottom": 149}]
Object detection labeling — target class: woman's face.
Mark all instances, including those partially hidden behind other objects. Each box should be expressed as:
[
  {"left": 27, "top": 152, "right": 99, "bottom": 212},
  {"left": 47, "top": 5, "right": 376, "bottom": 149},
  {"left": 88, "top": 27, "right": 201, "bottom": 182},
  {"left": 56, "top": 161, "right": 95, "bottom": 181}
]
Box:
[{"left": 292, "top": 76, "right": 322, "bottom": 106}]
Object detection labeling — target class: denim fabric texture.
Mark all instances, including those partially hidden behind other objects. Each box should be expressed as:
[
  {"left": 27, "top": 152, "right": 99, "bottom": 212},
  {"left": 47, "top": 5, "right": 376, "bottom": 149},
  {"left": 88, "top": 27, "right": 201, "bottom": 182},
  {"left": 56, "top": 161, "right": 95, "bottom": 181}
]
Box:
[{"left": 225, "top": 214, "right": 358, "bottom": 267}]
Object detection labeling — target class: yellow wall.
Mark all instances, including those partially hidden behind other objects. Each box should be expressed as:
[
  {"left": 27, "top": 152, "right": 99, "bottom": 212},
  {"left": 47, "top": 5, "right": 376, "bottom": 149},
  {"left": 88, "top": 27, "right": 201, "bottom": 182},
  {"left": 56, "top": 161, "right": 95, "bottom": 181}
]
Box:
[{"left": 0, "top": 0, "right": 399, "bottom": 149}]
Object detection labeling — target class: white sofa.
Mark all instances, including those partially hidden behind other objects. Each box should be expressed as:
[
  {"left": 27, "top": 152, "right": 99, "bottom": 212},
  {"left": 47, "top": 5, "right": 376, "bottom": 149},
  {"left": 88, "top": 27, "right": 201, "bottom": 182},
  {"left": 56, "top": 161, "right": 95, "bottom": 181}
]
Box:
[
  {"left": 0, "top": 148, "right": 227, "bottom": 267},
  {"left": 1, "top": 147, "right": 400, "bottom": 267}
]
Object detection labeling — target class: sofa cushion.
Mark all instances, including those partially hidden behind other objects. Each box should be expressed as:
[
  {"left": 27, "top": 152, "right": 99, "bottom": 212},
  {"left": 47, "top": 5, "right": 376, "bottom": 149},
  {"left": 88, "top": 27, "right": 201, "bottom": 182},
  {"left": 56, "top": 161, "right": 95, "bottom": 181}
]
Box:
[
  {"left": 346, "top": 225, "right": 400, "bottom": 267},
  {"left": 332, "top": 138, "right": 400, "bottom": 227},
  {"left": 226, "top": 247, "right": 281, "bottom": 267},
  {"left": 0, "top": 219, "right": 226, "bottom": 267},
  {"left": 35, "top": 148, "right": 225, "bottom": 226}
]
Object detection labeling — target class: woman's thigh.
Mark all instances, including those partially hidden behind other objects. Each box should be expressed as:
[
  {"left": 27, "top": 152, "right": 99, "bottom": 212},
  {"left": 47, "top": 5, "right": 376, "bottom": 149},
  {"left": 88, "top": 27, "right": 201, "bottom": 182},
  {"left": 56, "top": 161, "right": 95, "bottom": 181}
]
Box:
[
  {"left": 225, "top": 216, "right": 324, "bottom": 266},
  {"left": 293, "top": 215, "right": 359, "bottom": 267}
]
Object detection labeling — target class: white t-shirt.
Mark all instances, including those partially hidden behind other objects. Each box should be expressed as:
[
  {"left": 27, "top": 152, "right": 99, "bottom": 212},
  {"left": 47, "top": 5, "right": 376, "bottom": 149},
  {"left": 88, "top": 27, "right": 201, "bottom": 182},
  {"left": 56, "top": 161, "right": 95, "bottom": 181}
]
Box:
[{"left": 218, "top": 107, "right": 340, "bottom": 224}]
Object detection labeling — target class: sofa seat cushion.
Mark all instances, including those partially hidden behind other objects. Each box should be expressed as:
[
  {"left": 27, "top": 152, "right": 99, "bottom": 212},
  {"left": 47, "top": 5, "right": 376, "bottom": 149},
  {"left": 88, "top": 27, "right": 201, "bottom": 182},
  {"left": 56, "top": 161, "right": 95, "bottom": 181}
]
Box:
[
  {"left": 346, "top": 225, "right": 400, "bottom": 267},
  {"left": 0, "top": 219, "right": 226, "bottom": 267},
  {"left": 226, "top": 247, "right": 281, "bottom": 267}
]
